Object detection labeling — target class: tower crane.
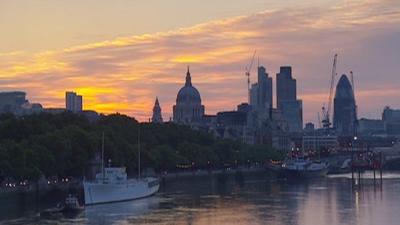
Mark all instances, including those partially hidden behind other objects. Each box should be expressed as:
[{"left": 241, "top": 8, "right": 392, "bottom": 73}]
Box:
[
  {"left": 321, "top": 54, "right": 338, "bottom": 129},
  {"left": 245, "top": 50, "right": 257, "bottom": 103}
]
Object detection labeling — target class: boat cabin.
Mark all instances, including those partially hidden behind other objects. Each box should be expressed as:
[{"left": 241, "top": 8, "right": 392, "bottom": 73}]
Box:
[{"left": 95, "top": 167, "right": 127, "bottom": 184}]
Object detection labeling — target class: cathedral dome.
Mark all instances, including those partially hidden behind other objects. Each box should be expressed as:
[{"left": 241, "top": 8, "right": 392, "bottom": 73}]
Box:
[
  {"left": 176, "top": 68, "right": 202, "bottom": 104},
  {"left": 173, "top": 67, "right": 205, "bottom": 124}
]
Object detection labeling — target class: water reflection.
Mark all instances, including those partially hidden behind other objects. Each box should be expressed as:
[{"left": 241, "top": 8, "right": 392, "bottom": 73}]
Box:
[
  {"left": 84, "top": 197, "right": 161, "bottom": 225},
  {"left": 2, "top": 173, "right": 400, "bottom": 225}
]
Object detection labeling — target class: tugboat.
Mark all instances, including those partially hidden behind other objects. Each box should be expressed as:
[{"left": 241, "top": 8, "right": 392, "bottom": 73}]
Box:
[
  {"left": 40, "top": 194, "right": 84, "bottom": 217},
  {"left": 281, "top": 157, "right": 328, "bottom": 178},
  {"left": 63, "top": 194, "right": 85, "bottom": 213}
]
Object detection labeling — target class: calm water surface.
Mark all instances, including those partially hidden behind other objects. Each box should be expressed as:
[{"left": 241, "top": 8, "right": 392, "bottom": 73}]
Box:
[{"left": 2, "top": 172, "right": 400, "bottom": 225}]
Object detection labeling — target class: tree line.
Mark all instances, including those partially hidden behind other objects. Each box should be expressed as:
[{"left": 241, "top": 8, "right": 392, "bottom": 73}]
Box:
[{"left": 0, "top": 112, "right": 284, "bottom": 181}]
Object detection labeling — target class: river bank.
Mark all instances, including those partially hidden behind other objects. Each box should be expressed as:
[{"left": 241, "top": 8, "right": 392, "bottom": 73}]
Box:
[
  {"left": 3, "top": 171, "right": 400, "bottom": 225},
  {"left": 0, "top": 168, "right": 271, "bottom": 220}
]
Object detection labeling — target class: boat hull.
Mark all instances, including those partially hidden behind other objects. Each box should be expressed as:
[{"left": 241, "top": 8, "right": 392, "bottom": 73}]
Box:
[{"left": 83, "top": 178, "right": 159, "bottom": 205}]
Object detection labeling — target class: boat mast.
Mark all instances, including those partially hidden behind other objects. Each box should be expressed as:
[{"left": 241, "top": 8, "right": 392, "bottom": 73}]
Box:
[
  {"left": 102, "top": 132, "right": 105, "bottom": 182},
  {"left": 138, "top": 127, "right": 141, "bottom": 180}
]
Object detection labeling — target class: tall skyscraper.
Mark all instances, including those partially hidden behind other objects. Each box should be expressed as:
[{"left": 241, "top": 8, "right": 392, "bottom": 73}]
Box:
[
  {"left": 152, "top": 97, "right": 163, "bottom": 123},
  {"left": 276, "top": 66, "right": 303, "bottom": 132},
  {"left": 257, "top": 66, "right": 273, "bottom": 112},
  {"left": 249, "top": 66, "right": 273, "bottom": 115},
  {"left": 333, "top": 74, "right": 357, "bottom": 136},
  {"left": 277, "top": 66, "right": 296, "bottom": 108},
  {"left": 66, "top": 91, "right": 83, "bottom": 113},
  {"left": 249, "top": 83, "right": 259, "bottom": 110}
]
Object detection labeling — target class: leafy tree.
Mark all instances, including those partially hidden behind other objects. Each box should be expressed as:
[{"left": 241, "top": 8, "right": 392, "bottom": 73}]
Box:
[{"left": 0, "top": 112, "right": 284, "bottom": 181}]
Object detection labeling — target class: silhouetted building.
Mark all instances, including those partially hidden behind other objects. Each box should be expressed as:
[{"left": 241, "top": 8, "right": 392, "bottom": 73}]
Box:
[
  {"left": 173, "top": 67, "right": 205, "bottom": 125},
  {"left": 0, "top": 91, "right": 43, "bottom": 115},
  {"left": 0, "top": 91, "right": 27, "bottom": 113},
  {"left": 276, "top": 66, "right": 303, "bottom": 132},
  {"left": 249, "top": 66, "right": 273, "bottom": 115},
  {"left": 66, "top": 91, "right": 83, "bottom": 113},
  {"left": 304, "top": 122, "right": 315, "bottom": 133},
  {"left": 237, "top": 103, "right": 252, "bottom": 113},
  {"left": 383, "top": 106, "right": 400, "bottom": 122},
  {"left": 333, "top": 74, "right": 357, "bottom": 136},
  {"left": 382, "top": 106, "right": 400, "bottom": 135},
  {"left": 257, "top": 66, "right": 273, "bottom": 113},
  {"left": 152, "top": 97, "right": 163, "bottom": 123},
  {"left": 303, "top": 135, "right": 338, "bottom": 152},
  {"left": 215, "top": 111, "right": 247, "bottom": 140},
  {"left": 277, "top": 66, "right": 296, "bottom": 108},
  {"left": 358, "top": 118, "right": 385, "bottom": 135},
  {"left": 249, "top": 83, "right": 259, "bottom": 110}
]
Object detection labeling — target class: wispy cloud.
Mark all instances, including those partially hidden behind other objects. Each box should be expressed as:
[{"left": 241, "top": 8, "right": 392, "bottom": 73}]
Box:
[{"left": 0, "top": 0, "right": 399, "bottom": 123}]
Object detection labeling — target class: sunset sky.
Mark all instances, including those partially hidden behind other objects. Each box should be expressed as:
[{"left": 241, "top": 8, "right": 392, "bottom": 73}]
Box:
[{"left": 1, "top": 0, "right": 399, "bottom": 124}]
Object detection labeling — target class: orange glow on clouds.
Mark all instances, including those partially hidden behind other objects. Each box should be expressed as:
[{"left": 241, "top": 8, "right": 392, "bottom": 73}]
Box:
[{"left": 0, "top": 0, "right": 399, "bottom": 123}]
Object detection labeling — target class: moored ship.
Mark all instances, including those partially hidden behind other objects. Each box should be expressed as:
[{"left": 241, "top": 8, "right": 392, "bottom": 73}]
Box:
[
  {"left": 83, "top": 131, "right": 159, "bottom": 205},
  {"left": 281, "top": 158, "right": 328, "bottom": 178},
  {"left": 83, "top": 167, "right": 159, "bottom": 205}
]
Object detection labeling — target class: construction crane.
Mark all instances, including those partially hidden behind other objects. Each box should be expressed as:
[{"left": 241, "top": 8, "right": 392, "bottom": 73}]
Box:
[
  {"left": 245, "top": 50, "right": 257, "bottom": 103},
  {"left": 321, "top": 54, "right": 338, "bottom": 129}
]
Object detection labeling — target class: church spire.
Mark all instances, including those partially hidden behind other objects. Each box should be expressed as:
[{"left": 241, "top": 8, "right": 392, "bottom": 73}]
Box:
[
  {"left": 185, "top": 66, "right": 192, "bottom": 86},
  {"left": 152, "top": 97, "right": 163, "bottom": 123}
]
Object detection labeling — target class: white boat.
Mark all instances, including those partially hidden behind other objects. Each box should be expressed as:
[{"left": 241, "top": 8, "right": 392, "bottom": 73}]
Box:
[
  {"left": 281, "top": 158, "right": 328, "bottom": 178},
  {"left": 83, "top": 131, "right": 159, "bottom": 205},
  {"left": 83, "top": 168, "right": 159, "bottom": 205}
]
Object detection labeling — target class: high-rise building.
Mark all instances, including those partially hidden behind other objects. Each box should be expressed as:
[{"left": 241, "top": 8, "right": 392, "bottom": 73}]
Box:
[
  {"left": 276, "top": 66, "right": 303, "bottom": 132},
  {"left": 277, "top": 66, "right": 296, "bottom": 109},
  {"left": 249, "top": 66, "right": 273, "bottom": 119},
  {"left": 249, "top": 83, "right": 259, "bottom": 110},
  {"left": 75, "top": 95, "right": 82, "bottom": 112},
  {"left": 257, "top": 66, "right": 273, "bottom": 113},
  {"left": 333, "top": 74, "right": 357, "bottom": 136},
  {"left": 173, "top": 67, "right": 205, "bottom": 125},
  {"left": 66, "top": 91, "right": 83, "bottom": 113},
  {"left": 152, "top": 97, "right": 163, "bottom": 123}
]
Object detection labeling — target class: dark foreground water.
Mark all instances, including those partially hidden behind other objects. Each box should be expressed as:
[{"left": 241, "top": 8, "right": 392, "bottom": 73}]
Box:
[{"left": 2, "top": 172, "right": 400, "bottom": 225}]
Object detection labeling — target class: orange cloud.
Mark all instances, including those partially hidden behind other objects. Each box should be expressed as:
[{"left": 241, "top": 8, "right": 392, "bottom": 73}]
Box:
[{"left": 0, "top": 0, "right": 399, "bottom": 123}]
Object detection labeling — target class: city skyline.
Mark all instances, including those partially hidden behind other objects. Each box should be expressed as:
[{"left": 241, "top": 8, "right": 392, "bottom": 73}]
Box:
[{"left": 1, "top": 0, "right": 400, "bottom": 123}]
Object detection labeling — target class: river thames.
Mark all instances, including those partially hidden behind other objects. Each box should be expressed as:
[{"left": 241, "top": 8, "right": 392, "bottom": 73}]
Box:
[{"left": 1, "top": 172, "right": 400, "bottom": 225}]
